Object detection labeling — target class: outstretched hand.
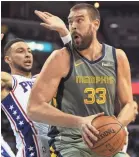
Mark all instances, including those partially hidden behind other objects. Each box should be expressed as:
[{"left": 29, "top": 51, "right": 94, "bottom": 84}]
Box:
[{"left": 34, "top": 10, "right": 69, "bottom": 37}]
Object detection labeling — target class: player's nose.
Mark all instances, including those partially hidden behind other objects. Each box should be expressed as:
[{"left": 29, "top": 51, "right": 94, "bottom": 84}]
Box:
[
  {"left": 71, "top": 22, "right": 77, "bottom": 31},
  {"left": 25, "top": 51, "right": 32, "bottom": 57}
]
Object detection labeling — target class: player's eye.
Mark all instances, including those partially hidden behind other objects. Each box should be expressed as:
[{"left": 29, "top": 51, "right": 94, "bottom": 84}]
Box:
[
  {"left": 68, "top": 19, "right": 73, "bottom": 25},
  {"left": 28, "top": 50, "right": 32, "bottom": 53},
  {"left": 18, "top": 49, "right": 24, "bottom": 53},
  {"left": 77, "top": 19, "right": 83, "bottom": 23}
]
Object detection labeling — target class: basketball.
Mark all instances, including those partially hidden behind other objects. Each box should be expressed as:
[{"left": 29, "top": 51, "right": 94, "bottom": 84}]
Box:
[{"left": 91, "top": 116, "right": 126, "bottom": 157}]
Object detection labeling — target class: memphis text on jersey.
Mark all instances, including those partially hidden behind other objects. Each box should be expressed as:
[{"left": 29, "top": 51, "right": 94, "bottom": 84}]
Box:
[{"left": 76, "top": 76, "right": 114, "bottom": 84}]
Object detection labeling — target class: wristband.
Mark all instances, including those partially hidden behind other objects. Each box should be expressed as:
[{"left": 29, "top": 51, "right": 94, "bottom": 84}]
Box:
[{"left": 61, "top": 33, "right": 72, "bottom": 45}]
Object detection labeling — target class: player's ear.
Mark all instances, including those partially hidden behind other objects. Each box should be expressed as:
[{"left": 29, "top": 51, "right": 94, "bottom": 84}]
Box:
[
  {"left": 5, "top": 56, "right": 12, "bottom": 64},
  {"left": 93, "top": 19, "right": 100, "bottom": 31}
]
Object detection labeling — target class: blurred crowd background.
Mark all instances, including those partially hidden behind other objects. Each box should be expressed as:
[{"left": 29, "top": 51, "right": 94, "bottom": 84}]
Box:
[{"left": 1, "top": 1, "right": 139, "bottom": 157}]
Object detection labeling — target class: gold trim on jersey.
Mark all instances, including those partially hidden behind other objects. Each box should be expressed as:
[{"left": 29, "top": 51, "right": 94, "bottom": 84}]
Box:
[
  {"left": 74, "top": 61, "right": 84, "bottom": 67},
  {"left": 50, "top": 146, "right": 58, "bottom": 157}
]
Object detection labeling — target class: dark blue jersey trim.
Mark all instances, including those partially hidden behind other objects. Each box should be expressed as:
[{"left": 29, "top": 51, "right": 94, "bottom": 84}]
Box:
[
  {"left": 75, "top": 43, "right": 105, "bottom": 64},
  {"left": 62, "top": 42, "right": 74, "bottom": 81},
  {"left": 112, "top": 47, "right": 117, "bottom": 77}
]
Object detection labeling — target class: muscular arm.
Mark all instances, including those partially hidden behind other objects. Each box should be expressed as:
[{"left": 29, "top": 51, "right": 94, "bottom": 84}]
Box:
[
  {"left": 27, "top": 48, "right": 83, "bottom": 128},
  {"left": 1, "top": 72, "right": 12, "bottom": 100},
  {"left": 116, "top": 49, "right": 138, "bottom": 126}
]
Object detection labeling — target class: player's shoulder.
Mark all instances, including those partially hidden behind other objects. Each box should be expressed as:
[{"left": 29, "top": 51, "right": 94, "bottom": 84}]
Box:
[
  {"left": 52, "top": 47, "right": 70, "bottom": 59},
  {"left": 45, "top": 47, "right": 70, "bottom": 77},
  {"left": 48, "top": 47, "right": 70, "bottom": 65},
  {"left": 116, "top": 49, "right": 126, "bottom": 57},
  {"left": 115, "top": 49, "right": 128, "bottom": 62},
  {"left": 12, "top": 75, "right": 33, "bottom": 83}
]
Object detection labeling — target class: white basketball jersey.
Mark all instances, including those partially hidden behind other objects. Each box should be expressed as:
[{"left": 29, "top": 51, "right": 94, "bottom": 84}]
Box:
[{"left": 1, "top": 75, "right": 50, "bottom": 157}]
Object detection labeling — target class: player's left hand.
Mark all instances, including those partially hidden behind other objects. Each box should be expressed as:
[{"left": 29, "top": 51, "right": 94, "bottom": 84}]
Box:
[{"left": 34, "top": 10, "right": 69, "bottom": 37}]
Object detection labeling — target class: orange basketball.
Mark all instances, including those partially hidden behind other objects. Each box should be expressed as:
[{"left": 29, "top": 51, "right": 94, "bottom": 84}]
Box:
[{"left": 91, "top": 116, "right": 126, "bottom": 157}]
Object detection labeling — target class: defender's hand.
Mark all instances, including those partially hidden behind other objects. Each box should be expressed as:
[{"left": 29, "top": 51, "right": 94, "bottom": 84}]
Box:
[
  {"left": 80, "top": 112, "right": 104, "bottom": 150},
  {"left": 34, "top": 10, "right": 69, "bottom": 37}
]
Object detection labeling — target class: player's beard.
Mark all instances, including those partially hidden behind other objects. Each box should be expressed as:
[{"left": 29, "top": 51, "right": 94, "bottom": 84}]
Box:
[
  {"left": 72, "top": 25, "right": 93, "bottom": 51},
  {"left": 13, "top": 62, "right": 32, "bottom": 72}
]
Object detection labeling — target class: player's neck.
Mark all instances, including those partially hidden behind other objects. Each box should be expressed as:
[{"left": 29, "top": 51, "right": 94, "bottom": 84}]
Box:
[
  {"left": 79, "top": 39, "right": 102, "bottom": 62},
  {"left": 11, "top": 69, "right": 32, "bottom": 78}
]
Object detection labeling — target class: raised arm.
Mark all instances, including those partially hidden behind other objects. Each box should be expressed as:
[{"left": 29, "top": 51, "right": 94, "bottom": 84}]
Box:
[
  {"left": 34, "top": 10, "right": 71, "bottom": 44},
  {"left": 1, "top": 72, "right": 12, "bottom": 100},
  {"left": 116, "top": 49, "right": 138, "bottom": 126}
]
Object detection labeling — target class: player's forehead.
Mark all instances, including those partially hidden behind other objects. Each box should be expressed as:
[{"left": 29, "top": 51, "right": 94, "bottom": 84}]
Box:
[
  {"left": 68, "top": 9, "right": 88, "bottom": 20},
  {"left": 11, "top": 42, "right": 30, "bottom": 50}
]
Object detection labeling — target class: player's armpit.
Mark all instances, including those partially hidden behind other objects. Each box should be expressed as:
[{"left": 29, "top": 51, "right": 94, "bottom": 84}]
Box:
[{"left": 116, "top": 49, "right": 138, "bottom": 126}]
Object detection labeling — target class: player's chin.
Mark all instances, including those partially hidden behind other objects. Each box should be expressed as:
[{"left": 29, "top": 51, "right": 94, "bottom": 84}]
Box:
[
  {"left": 74, "top": 43, "right": 83, "bottom": 50},
  {"left": 24, "top": 67, "right": 32, "bottom": 72}
]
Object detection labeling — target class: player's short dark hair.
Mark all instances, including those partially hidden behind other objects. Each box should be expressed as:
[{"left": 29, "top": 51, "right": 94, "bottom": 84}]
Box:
[
  {"left": 70, "top": 3, "right": 100, "bottom": 21},
  {"left": 4, "top": 38, "right": 25, "bottom": 56}
]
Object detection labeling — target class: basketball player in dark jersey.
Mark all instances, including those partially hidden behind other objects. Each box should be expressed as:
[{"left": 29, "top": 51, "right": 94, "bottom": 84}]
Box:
[{"left": 28, "top": 3, "right": 138, "bottom": 157}]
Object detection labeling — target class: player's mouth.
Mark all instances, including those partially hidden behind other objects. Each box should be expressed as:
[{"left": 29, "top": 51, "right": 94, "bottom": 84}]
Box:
[
  {"left": 24, "top": 60, "right": 32, "bottom": 66},
  {"left": 73, "top": 34, "right": 82, "bottom": 44}
]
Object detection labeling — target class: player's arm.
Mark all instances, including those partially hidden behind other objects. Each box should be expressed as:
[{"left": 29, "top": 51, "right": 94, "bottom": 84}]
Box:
[
  {"left": 27, "top": 48, "right": 104, "bottom": 149},
  {"left": 27, "top": 48, "right": 83, "bottom": 127},
  {"left": 34, "top": 10, "right": 71, "bottom": 44},
  {"left": 116, "top": 49, "right": 138, "bottom": 126},
  {"left": 1, "top": 72, "right": 12, "bottom": 100},
  {"left": 27, "top": 49, "right": 102, "bottom": 127}
]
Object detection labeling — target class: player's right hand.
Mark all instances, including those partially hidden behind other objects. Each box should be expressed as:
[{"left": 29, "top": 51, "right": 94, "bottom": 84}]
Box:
[
  {"left": 80, "top": 112, "right": 104, "bottom": 150},
  {"left": 34, "top": 10, "right": 69, "bottom": 37}
]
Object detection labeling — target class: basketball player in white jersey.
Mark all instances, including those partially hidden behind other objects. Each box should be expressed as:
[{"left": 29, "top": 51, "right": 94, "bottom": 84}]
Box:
[
  {"left": 1, "top": 38, "right": 50, "bottom": 157},
  {"left": 1, "top": 22, "right": 70, "bottom": 157}
]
